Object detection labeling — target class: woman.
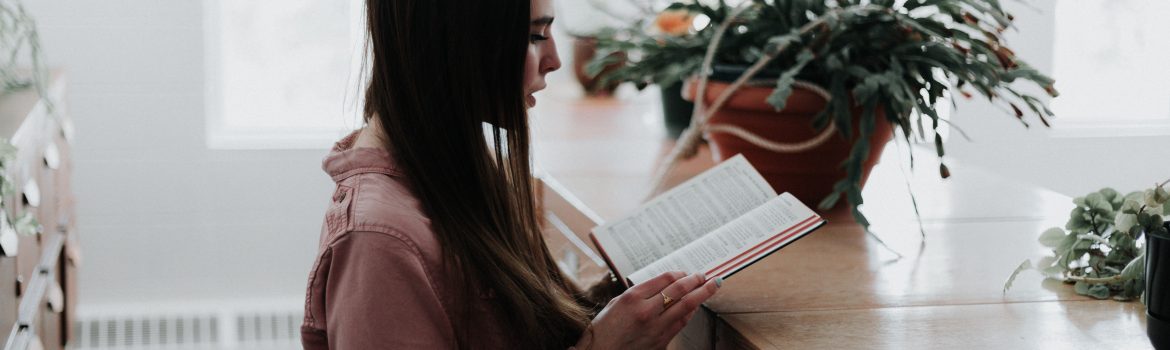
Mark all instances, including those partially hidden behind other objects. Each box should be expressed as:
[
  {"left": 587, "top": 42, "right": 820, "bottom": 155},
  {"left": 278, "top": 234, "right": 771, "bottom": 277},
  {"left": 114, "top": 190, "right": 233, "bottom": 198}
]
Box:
[{"left": 300, "top": 0, "right": 720, "bottom": 348}]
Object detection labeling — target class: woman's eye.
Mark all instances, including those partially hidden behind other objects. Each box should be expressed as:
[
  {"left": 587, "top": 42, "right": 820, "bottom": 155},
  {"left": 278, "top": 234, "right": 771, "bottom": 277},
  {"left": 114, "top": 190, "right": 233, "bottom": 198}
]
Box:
[{"left": 529, "top": 34, "right": 549, "bottom": 43}]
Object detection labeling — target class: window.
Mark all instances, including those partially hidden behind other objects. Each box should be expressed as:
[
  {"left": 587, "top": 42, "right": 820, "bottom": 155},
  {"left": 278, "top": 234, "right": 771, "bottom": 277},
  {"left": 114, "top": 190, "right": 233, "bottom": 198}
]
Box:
[
  {"left": 1051, "top": 0, "right": 1170, "bottom": 135},
  {"left": 205, "top": 0, "right": 365, "bottom": 149}
]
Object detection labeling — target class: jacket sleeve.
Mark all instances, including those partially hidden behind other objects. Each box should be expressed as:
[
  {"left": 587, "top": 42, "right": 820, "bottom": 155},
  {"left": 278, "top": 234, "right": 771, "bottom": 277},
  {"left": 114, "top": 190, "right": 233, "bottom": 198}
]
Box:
[{"left": 324, "top": 231, "right": 456, "bottom": 349}]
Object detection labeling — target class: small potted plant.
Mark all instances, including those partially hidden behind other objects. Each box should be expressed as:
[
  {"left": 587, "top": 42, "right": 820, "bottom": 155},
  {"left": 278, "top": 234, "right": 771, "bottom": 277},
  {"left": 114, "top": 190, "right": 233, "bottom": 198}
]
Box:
[
  {"left": 594, "top": 0, "right": 1057, "bottom": 228},
  {"left": 1151, "top": 220, "right": 1170, "bottom": 349},
  {"left": 1144, "top": 185, "right": 1170, "bottom": 349},
  {"left": 1004, "top": 181, "right": 1170, "bottom": 348}
]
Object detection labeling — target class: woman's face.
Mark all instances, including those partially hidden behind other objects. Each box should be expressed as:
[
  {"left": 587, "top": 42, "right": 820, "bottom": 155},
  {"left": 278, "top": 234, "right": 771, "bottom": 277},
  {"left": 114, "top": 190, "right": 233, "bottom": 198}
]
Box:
[{"left": 524, "top": 0, "right": 561, "bottom": 108}]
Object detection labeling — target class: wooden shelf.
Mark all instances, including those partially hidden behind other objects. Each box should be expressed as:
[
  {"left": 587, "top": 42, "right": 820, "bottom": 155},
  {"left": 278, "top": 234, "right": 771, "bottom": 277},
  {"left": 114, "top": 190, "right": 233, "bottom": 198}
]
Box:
[
  {"left": 4, "top": 232, "right": 62, "bottom": 350},
  {"left": 1, "top": 71, "right": 76, "bottom": 350}
]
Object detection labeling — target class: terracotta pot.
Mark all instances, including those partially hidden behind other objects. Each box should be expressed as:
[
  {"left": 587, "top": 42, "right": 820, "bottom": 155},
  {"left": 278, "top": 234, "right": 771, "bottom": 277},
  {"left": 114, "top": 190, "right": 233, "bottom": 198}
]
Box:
[
  {"left": 684, "top": 78, "right": 894, "bottom": 209},
  {"left": 572, "top": 37, "right": 623, "bottom": 97}
]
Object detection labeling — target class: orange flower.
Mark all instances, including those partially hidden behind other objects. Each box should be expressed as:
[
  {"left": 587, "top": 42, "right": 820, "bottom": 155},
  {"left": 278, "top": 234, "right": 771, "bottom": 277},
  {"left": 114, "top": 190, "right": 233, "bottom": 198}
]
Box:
[{"left": 654, "top": 9, "right": 694, "bottom": 36}]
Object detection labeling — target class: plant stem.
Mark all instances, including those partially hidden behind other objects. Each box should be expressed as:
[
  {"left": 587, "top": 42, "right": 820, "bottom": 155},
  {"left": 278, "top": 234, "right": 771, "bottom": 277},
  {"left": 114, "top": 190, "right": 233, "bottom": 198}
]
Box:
[
  {"left": 1066, "top": 274, "right": 1127, "bottom": 284},
  {"left": 1089, "top": 212, "right": 1103, "bottom": 237}
]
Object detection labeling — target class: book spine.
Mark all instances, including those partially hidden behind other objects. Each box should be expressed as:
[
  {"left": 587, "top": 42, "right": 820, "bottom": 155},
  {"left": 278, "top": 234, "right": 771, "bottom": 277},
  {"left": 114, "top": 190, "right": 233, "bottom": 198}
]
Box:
[
  {"left": 589, "top": 233, "right": 630, "bottom": 288},
  {"left": 705, "top": 215, "right": 823, "bottom": 279}
]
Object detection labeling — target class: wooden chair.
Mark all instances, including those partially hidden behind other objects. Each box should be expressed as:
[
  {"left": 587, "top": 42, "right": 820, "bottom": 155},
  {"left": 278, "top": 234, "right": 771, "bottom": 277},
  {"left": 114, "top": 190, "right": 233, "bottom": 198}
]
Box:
[{"left": 534, "top": 171, "right": 612, "bottom": 290}]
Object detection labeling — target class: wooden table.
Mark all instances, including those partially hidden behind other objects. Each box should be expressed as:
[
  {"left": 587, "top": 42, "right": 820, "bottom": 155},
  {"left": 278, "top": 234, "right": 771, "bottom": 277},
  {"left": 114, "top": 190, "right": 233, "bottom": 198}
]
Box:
[{"left": 530, "top": 88, "right": 1153, "bottom": 349}]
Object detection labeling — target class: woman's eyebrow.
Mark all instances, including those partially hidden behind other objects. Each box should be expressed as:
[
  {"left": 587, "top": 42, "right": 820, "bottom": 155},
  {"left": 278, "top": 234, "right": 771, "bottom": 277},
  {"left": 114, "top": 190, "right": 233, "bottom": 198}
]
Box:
[{"left": 531, "top": 16, "right": 554, "bottom": 26}]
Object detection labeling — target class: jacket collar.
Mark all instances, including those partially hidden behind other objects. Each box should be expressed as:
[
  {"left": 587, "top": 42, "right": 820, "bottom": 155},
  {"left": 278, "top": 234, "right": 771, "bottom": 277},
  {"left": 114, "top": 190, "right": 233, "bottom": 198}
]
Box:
[{"left": 322, "top": 131, "right": 402, "bottom": 182}]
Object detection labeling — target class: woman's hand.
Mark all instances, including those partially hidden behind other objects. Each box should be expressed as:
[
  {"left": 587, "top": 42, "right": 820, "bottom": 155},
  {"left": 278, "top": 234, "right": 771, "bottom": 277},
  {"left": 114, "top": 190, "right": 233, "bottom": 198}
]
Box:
[{"left": 574, "top": 271, "right": 721, "bottom": 349}]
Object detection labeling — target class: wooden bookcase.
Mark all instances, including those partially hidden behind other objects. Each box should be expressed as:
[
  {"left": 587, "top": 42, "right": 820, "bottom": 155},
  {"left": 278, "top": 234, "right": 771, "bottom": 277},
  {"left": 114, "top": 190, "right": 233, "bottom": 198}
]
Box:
[{"left": 0, "top": 72, "right": 78, "bottom": 350}]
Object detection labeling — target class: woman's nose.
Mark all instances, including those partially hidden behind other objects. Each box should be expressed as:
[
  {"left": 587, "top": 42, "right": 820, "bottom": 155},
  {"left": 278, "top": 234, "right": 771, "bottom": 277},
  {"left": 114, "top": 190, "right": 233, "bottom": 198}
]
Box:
[{"left": 542, "top": 41, "right": 562, "bottom": 74}]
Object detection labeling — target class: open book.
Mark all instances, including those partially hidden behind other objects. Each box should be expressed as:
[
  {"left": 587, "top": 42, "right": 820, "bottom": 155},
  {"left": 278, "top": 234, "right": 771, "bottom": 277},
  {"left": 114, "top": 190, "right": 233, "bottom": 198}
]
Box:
[{"left": 589, "top": 155, "right": 826, "bottom": 286}]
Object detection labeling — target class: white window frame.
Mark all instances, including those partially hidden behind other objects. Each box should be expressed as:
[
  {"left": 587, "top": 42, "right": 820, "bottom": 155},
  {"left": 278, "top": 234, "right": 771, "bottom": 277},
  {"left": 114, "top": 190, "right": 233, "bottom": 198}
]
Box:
[
  {"left": 202, "top": 0, "right": 367, "bottom": 150},
  {"left": 1046, "top": 0, "right": 1170, "bottom": 138}
]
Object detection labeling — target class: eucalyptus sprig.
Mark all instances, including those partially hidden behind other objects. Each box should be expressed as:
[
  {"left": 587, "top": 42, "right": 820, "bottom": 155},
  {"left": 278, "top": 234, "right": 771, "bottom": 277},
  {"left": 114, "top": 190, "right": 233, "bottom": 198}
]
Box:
[{"left": 1004, "top": 181, "right": 1170, "bottom": 301}]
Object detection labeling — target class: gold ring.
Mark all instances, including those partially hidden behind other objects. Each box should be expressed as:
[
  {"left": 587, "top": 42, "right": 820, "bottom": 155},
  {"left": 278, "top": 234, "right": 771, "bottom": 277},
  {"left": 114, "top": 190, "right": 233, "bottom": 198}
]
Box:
[{"left": 661, "top": 292, "right": 675, "bottom": 309}]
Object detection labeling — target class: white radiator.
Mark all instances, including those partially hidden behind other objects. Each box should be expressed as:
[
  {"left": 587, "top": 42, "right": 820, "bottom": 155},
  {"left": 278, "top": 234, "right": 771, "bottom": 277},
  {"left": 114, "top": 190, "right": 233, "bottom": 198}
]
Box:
[{"left": 72, "top": 298, "right": 302, "bottom": 350}]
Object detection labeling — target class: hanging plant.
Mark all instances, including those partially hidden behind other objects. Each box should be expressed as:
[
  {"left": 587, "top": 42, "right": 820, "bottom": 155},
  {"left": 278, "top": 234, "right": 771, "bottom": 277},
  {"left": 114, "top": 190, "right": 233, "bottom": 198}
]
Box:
[{"left": 0, "top": 0, "right": 50, "bottom": 102}]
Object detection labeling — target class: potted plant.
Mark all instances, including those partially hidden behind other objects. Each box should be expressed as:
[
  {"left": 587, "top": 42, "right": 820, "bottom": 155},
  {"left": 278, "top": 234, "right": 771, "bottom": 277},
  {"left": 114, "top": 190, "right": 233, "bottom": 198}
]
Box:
[
  {"left": 595, "top": 0, "right": 1057, "bottom": 228},
  {"left": 572, "top": 36, "right": 626, "bottom": 97},
  {"left": 588, "top": 6, "right": 711, "bottom": 138},
  {"left": 1003, "top": 181, "right": 1170, "bottom": 348}
]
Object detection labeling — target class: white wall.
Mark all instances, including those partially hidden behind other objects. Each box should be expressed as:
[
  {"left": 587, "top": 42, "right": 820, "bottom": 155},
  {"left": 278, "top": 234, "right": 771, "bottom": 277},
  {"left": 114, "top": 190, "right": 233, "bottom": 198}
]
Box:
[
  {"left": 944, "top": 0, "right": 1170, "bottom": 197},
  {"left": 23, "top": 2, "right": 332, "bottom": 307}
]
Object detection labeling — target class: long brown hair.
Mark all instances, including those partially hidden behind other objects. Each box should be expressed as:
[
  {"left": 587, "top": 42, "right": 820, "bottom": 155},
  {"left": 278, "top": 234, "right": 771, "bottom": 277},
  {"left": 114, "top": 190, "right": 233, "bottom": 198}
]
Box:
[{"left": 362, "top": 0, "right": 589, "bottom": 348}]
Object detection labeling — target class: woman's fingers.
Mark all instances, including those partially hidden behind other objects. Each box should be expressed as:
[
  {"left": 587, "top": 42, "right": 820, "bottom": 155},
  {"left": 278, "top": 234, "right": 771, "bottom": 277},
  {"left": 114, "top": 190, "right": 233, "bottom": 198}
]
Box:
[
  {"left": 655, "top": 273, "right": 707, "bottom": 309},
  {"left": 647, "top": 278, "right": 718, "bottom": 348},
  {"left": 659, "top": 278, "right": 719, "bottom": 322},
  {"left": 629, "top": 271, "right": 686, "bottom": 299}
]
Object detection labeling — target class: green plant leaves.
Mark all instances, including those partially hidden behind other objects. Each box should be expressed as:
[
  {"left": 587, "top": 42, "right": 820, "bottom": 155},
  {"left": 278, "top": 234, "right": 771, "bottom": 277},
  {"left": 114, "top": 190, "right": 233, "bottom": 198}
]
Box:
[
  {"left": 1099, "top": 188, "right": 1120, "bottom": 204},
  {"left": 766, "top": 49, "right": 815, "bottom": 111},
  {"left": 1122, "top": 278, "right": 1144, "bottom": 301},
  {"left": 1121, "top": 253, "right": 1145, "bottom": 280},
  {"left": 1086, "top": 284, "right": 1111, "bottom": 300},
  {"left": 1145, "top": 186, "right": 1169, "bottom": 207},
  {"left": 1065, "top": 207, "right": 1091, "bottom": 234},
  {"left": 1120, "top": 199, "right": 1142, "bottom": 214},
  {"left": 1038, "top": 227, "right": 1066, "bottom": 248},
  {"left": 1003, "top": 259, "right": 1031, "bottom": 295},
  {"left": 12, "top": 213, "right": 38, "bottom": 236},
  {"left": 1114, "top": 213, "right": 1138, "bottom": 234},
  {"left": 1085, "top": 192, "right": 1114, "bottom": 216},
  {"left": 1055, "top": 233, "right": 1078, "bottom": 256},
  {"left": 1138, "top": 212, "right": 1165, "bottom": 231},
  {"left": 1072, "top": 280, "right": 1115, "bottom": 300},
  {"left": 0, "top": 141, "right": 15, "bottom": 164},
  {"left": 0, "top": 140, "right": 39, "bottom": 238},
  {"left": 1074, "top": 280, "right": 1089, "bottom": 295},
  {"left": 763, "top": 32, "right": 801, "bottom": 55},
  {"left": 0, "top": 139, "right": 13, "bottom": 206},
  {"left": 1010, "top": 181, "right": 1169, "bottom": 301}
]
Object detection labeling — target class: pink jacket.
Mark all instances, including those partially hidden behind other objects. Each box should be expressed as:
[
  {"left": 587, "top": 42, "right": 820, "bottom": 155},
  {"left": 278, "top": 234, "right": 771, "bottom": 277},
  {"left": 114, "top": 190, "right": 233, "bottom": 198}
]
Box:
[{"left": 301, "top": 132, "right": 511, "bottom": 349}]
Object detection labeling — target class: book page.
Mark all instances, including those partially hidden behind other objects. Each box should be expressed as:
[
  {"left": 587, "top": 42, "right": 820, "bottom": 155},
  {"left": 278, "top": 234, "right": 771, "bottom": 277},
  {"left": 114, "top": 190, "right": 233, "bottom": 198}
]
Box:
[
  {"left": 626, "top": 193, "right": 822, "bottom": 285},
  {"left": 590, "top": 155, "right": 776, "bottom": 277}
]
